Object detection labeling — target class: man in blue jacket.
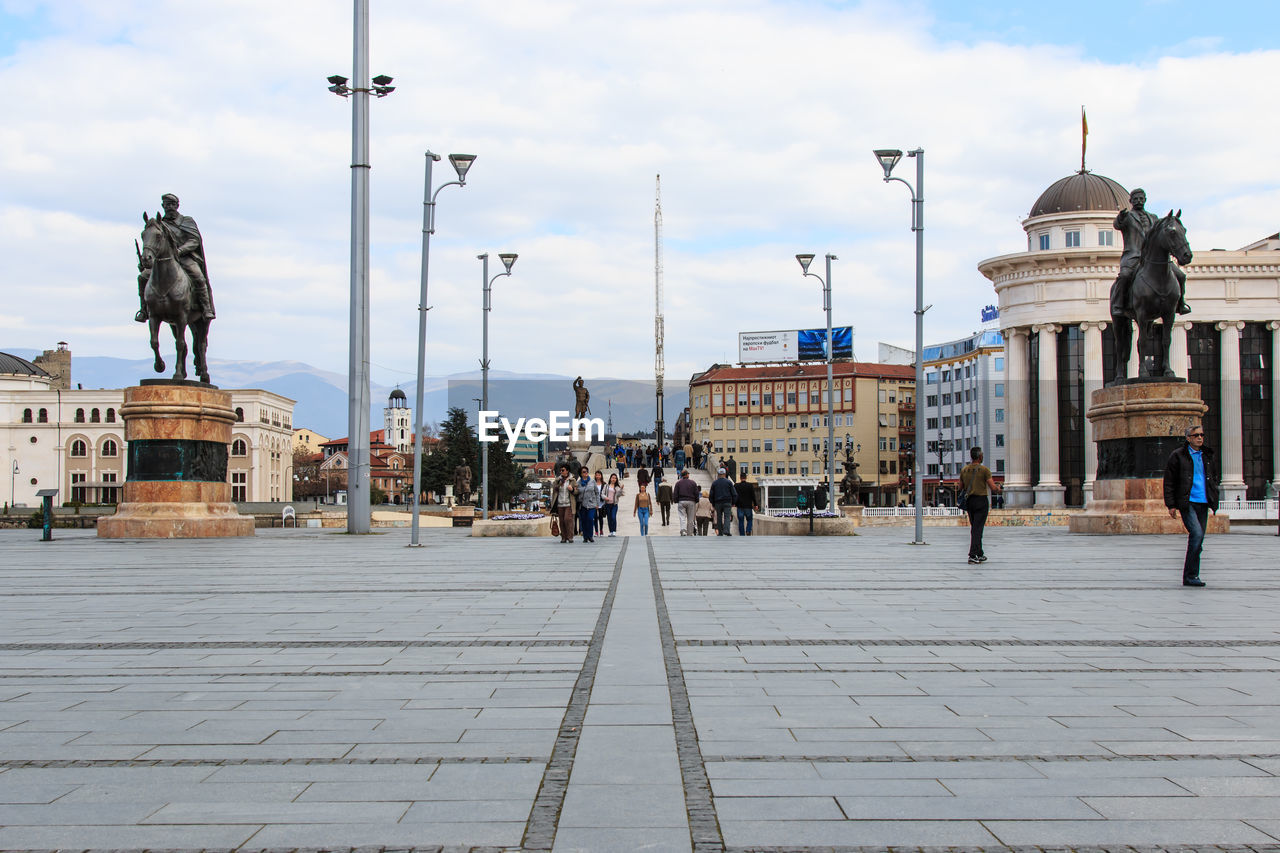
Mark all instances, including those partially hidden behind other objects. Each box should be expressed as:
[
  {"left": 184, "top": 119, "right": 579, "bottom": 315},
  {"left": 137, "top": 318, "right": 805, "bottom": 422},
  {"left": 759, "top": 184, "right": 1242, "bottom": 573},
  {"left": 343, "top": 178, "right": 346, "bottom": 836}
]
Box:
[
  {"left": 709, "top": 467, "right": 737, "bottom": 536},
  {"left": 1163, "top": 424, "right": 1218, "bottom": 587}
]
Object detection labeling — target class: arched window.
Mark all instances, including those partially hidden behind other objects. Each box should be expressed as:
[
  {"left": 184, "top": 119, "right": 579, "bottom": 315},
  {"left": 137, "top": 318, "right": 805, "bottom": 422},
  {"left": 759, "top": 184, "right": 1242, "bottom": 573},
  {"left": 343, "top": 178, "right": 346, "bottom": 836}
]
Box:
[
  {"left": 235, "top": 407, "right": 244, "bottom": 422},
  {"left": 70, "top": 439, "right": 88, "bottom": 457},
  {"left": 37, "top": 408, "right": 48, "bottom": 423},
  {"left": 74, "top": 408, "right": 85, "bottom": 423},
  {"left": 90, "top": 408, "right": 101, "bottom": 423},
  {"left": 101, "top": 439, "right": 119, "bottom": 457},
  {"left": 105, "top": 408, "right": 116, "bottom": 423},
  {"left": 232, "top": 439, "right": 247, "bottom": 456},
  {"left": 22, "top": 409, "right": 32, "bottom": 423}
]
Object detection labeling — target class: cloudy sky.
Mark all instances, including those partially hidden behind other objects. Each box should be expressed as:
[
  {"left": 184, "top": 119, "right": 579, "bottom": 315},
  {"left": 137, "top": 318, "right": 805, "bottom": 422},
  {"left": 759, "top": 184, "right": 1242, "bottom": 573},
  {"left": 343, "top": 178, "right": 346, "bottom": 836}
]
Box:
[{"left": 3, "top": 0, "right": 1277, "bottom": 388}]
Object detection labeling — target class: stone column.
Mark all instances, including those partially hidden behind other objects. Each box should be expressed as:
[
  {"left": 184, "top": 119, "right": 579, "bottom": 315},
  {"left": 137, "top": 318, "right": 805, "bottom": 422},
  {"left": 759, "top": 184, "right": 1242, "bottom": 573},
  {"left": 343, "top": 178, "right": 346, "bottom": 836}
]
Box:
[
  {"left": 1080, "top": 321, "right": 1106, "bottom": 505},
  {"left": 1271, "top": 322, "right": 1280, "bottom": 497},
  {"left": 1002, "top": 327, "right": 1033, "bottom": 507},
  {"left": 1034, "top": 324, "right": 1065, "bottom": 506},
  {"left": 1169, "top": 320, "right": 1191, "bottom": 380},
  {"left": 1217, "top": 321, "right": 1247, "bottom": 503}
]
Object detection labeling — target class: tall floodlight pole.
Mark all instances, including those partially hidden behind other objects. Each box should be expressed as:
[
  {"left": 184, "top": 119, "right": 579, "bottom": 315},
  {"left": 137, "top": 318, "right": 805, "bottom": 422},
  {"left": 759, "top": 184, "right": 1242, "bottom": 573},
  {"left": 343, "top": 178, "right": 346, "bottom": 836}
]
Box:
[
  {"left": 654, "top": 175, "right": 665, "bottom": 444},
  {"left": 327, "top": 0, "right": 395, "bottom": 534},
  {"left": 873, "top": 147, "right": 926, "bottom": 545},
  {"left": 796, "top": 253, "right": 839, "bottom": 513},
  {"left": 409, "top": 151, "right": 476, "bottom": 547},
  {"left": 478, "top": 252, "right": 518, "bottom": 520}
]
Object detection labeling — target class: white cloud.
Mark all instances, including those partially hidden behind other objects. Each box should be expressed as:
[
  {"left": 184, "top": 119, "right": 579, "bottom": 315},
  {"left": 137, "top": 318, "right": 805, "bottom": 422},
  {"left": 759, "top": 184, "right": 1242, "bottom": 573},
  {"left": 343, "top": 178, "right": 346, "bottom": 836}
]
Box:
[{"left": 1, "top": 0, "right": 1276, "bottom": 388}]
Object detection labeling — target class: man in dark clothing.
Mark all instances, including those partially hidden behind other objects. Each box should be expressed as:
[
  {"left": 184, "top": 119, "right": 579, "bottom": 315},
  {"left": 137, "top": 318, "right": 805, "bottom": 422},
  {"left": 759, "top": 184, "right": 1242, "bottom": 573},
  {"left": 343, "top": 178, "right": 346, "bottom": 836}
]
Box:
[
  {"left": 1163, "top": 424, "right": 1218, "bottom": 587},
  {"left": 734, "top": 471, "right": 758, "bottom": 536},
  {"left": 709, "top": 467, "right": 737, "bottom": 536},
  {"left": 724, "top": 455, "right": 737, "bottom": 480},
  {"left": 673, "top": 470, "right": 701, "bottom": 536},
  {"left": 691, "top": 442, "right": 702, "bottom": 470},
  {"left": 657, "top": 479, "right": 674, "bottom": 526},
  {"left": 959, "top": 446, "right": 999, "bottom": 564}
]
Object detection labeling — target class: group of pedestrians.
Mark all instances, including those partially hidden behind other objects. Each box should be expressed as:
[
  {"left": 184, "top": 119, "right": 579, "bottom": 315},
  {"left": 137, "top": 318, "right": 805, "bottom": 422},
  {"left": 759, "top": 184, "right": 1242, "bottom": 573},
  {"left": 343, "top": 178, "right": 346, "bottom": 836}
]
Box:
[
  {"left": 672, "top": 467, "right": 758, "bottom": 537},
  {"left": 547, "top": 464, "right": 628, "bottom": 543}
]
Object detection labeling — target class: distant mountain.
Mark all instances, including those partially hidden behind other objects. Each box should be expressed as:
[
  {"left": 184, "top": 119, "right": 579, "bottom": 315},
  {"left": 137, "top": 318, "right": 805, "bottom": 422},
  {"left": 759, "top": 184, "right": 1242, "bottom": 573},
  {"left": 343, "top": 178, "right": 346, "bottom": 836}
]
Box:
[{"left": 3, "top": 349, "right": 687, "bottom": 439}]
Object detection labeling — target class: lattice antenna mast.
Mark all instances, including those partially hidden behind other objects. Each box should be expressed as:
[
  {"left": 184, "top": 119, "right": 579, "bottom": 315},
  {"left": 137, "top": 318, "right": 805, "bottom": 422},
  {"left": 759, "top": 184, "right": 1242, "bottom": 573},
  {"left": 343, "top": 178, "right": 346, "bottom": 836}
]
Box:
[{"left": 654, "top": 174, "right": 665, "bottom": 443}]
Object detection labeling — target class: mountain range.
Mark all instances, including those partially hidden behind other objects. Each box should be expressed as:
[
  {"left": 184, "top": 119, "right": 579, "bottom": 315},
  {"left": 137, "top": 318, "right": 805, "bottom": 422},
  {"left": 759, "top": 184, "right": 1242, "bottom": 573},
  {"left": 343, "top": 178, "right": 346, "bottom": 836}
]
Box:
[{"left": 5, "top": 350, "right": 687, "bottom": 440}]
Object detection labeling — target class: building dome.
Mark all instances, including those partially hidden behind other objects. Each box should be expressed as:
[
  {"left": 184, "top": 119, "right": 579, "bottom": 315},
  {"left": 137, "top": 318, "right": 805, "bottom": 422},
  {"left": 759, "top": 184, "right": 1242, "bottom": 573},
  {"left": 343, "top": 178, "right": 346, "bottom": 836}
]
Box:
[
  {"left": 0, "top": 352, "right": 50, "bottom": 377},
  {"left": 388, "top": 388, "right": 407, "bottom": 407},
  {"left": 1030, "top": 170, "right": 1129, "bottom": 217}
]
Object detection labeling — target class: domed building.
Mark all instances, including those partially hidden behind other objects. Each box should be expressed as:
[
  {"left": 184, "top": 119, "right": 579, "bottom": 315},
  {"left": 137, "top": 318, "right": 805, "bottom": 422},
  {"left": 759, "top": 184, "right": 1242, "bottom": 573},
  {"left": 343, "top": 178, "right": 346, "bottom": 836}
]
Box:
[
  {"left": 979, "top": 169, "right": 1280, "bottom": 508},
  {"left": 383, "top": 387, "right": 413, "bottom": 454}
]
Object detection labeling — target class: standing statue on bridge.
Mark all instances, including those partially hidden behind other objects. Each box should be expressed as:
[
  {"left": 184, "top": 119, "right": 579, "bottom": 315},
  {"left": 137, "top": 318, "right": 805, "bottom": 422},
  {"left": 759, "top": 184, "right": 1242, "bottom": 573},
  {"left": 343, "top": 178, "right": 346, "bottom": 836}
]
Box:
[{"left": 572, "top": 376, "right": 591, "bottom": 420}]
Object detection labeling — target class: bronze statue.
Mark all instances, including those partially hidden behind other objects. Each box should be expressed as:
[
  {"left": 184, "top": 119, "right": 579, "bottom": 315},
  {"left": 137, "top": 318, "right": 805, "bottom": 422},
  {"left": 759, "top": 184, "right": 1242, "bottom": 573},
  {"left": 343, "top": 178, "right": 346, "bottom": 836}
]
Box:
[
  {"left": 838, "top": 448, "right": 861, "bottom": 506},
  {"left": 454, "top": 460, "right": 473, "bottom": 505},
  {"left": 1110, "top": 189, "right": 1188, "bottom": 321},
  {"left": 572, "top": 376, "right": 591, "bottom": 420},
  {"left": 135, "top": 194, "right": 215, "bottom": 383},
  {"left": 1108, "top": 204, "right": 1193, "bottom": 383}
]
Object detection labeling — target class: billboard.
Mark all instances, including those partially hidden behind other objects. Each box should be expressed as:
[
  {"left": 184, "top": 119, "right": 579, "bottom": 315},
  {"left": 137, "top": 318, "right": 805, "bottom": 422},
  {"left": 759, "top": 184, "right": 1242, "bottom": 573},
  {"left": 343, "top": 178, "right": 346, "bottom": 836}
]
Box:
[{"left": 738, "top": 327, "right": 853, "bottom": 364}]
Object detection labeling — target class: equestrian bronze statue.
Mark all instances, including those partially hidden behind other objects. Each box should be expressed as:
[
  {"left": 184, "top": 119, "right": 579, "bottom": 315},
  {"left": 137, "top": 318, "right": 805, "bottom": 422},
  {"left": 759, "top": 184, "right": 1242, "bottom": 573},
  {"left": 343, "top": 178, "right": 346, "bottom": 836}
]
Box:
[
  {"left": 135, "top": 194, "right": 215, "bottom": 384},
  {"left": 1108, "top": 206, "right": 1192, "bottom": 384}
]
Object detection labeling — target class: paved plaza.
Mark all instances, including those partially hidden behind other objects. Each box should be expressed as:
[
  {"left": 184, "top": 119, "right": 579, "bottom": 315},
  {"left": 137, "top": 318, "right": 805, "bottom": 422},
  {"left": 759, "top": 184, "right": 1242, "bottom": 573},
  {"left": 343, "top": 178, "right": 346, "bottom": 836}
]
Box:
[{"left": 1, "top": 525, "right": 1279, "bottom": 852}]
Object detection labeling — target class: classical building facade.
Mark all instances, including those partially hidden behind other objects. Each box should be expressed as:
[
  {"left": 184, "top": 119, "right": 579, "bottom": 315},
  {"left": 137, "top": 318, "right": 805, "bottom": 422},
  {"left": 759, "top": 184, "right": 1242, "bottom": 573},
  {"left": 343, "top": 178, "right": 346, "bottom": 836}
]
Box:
[
  {"left": 979, "top": 170, "right": 1279, "bottom": 507},
  {"left": 1, "top": 347, "right": 296, "bottom": 507},
  {"left": 687, "top": 362, "right": 915, "bottom": 506}
]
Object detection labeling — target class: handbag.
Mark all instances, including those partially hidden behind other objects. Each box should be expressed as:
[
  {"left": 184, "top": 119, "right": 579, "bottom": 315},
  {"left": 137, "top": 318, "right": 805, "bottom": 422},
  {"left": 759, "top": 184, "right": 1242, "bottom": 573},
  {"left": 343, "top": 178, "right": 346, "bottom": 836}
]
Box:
[{"left": 550, "top": 516, "right": 560, "bottom": 537}]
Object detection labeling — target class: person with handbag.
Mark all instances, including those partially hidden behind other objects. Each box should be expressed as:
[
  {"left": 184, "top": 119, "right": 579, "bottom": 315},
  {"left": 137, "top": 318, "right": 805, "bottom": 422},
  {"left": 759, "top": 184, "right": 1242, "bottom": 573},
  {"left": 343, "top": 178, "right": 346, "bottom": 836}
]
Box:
[
  {"left": 547, "top": 464, "right": 578, "bottom": 543},
  {"left": 592, "top": 470, "right": 608, "bottom": 536},
  {"left": 633, "top": 482, "right": 653, "bottom": 536},
  {"left": 603, "top": 473, "right": 624, "bottom": 537},
  {"left": 959, "top": 447, "right": 999, "bottom": 564}
]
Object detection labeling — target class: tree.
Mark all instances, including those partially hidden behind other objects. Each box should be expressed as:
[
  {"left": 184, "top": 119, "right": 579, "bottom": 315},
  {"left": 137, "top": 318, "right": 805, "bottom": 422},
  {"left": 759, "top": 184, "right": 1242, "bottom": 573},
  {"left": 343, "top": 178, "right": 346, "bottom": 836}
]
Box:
[
  {"left": 422, "top": 406, "right": 479, "bottom": 500},
  {"left": 292, "top": 448, "right": 325, "bottom": 498}
]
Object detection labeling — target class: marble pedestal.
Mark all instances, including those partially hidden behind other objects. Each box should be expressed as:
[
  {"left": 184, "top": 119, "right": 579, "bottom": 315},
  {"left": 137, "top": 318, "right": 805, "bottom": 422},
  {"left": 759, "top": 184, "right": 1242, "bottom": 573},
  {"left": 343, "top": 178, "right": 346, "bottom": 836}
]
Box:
[
  {"left": 1070, "top": 381, "right": 1229, "bottom": 535},
  {"left": 98, "top": 382, "right": 255, "bottom": 539}
]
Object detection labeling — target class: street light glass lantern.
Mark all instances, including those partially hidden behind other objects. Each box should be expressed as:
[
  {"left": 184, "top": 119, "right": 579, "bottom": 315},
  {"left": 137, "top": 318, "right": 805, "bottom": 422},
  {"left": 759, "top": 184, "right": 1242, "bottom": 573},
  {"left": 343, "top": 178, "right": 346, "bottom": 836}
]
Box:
[
  {"left": 448, "top": 154, "right": 477, "bottom": 182},
  {"left": 873, "top": 148, "right": 903, "bottom": 178},
  {"left": 795, "top": 253, "right": 815, "bottom": 274},
  {"left": 498, "top": 253, "right": 518, "bottom": 273}
]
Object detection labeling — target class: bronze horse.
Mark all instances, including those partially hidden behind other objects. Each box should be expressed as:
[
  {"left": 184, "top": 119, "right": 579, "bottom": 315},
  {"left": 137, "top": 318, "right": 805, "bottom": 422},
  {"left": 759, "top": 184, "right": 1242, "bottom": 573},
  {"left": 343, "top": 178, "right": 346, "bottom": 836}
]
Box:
[
  {"left": 1110, "top": 211, "right": 1192, "bottom": 382},
  {"left": 138, "top": 212, "right": 210, "bottom": 383}
]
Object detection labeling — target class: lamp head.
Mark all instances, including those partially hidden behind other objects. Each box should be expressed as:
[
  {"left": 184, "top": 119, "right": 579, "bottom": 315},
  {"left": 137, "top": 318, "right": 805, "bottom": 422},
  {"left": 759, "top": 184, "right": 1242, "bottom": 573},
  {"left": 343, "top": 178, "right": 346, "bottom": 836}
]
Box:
[
  {"left": 448, "top": 153, "right": 476, "bottom": 182},
  {"left": 327, "top": 75, "right": 348, "bottom": 86},
  {"left": 873, "top": 148, "right": 903, "bottom": 178},
  {"left": 498, "top": 253, "right": 518, "bottom": 273},
  {"left": 371, "top": 74, "right": 393, "bottom": 86},
  {"left": 795, "top": 253, "right": 815, "bottom": 274}
]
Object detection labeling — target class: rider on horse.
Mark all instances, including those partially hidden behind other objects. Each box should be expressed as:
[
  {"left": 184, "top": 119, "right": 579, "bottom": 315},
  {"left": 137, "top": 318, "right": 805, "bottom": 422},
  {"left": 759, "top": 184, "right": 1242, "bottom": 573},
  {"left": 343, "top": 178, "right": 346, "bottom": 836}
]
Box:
[
  {"left": 135, "top": 193, "right": 215, "bottom": 323},
  {"left": 1109, "top": 188, "right": 1190, "bottom": 320}
]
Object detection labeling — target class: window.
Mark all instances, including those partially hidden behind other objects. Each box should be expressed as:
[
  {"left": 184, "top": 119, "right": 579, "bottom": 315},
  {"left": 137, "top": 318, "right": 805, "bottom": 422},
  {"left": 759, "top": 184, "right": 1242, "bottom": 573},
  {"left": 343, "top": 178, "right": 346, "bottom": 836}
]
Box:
[
  {"left": 713, "top": 417, "right": 723, "bottom": 430},
  {"left": 788, "top": 463, "right": 797, "bottom": 475},
  {"left": 232, "top": 439, "right": 248, "bottom": 456},
  {"left": 751, "top": 416, "right": 761, "bottom": 430},
  {"left": 738, "top": 391, "right": 748, "bottom": 407},
  {"left": 762, "top": 392, "right": 772, "bottom": 407},
  {"left": 726, "top": 440, "right": 736, "bottom": 452},
  {"left": 942, "top": 370, "right": 951, "bottom": 382},
  {"left": 763, "top": 416, "right": 773, "bottom": 429},
  {"left": 235, "top": 407, "right": 244, "bottom": 422},
  {"left": 926, "top": 395, "right": 937, "bottom": 407},
  {"left": 926, "top": 417, "right": 938, "bottom": 430},
  {"left": 799, "top": 439, "right": 809, "bottom": 452},
  {"left": 22, "top": 408, "right": 33, "bottom": 423},
  {"left": 926, "top": 372, "right": 938, "bottom": 384},
  {"left": 101, "top": 439, "right": 118, "bottom": 457},
  {"left": 231, "top": 471, "right": 247, "bottom": 502},
  {"left": 1038, "top": 233, "right": 1050, "bottom": 250},
  {"left": 38, "top": 408, "right": 48, "bottom": 423},
  {"left": 996, "top": 459, "right": 1005, "bottom": 473},
  {"left": 90, "top": 408, "right": 100, "bottom": 423},
  {"left": 809, "top": 390, "right": 820, "bottom": 404},
  {"left": 1098, "top": 230, "right": 1114, "bottom": 247},
  {"left": 879, "top": 414, "right": 888, "bottom": 427},
  {"left": 71, "top": 472, "right": 87, "bottom": 504},
  {"left": 750, "top": 392, "right": 759, "bottom": 407},
  {"left": 751, "top": 462, "right": 761, "bottom": 474},
  {"left": 712, "top": 393, "right": 722, "bottom": 407},
  {"left": 927, "top": 463, "right": 938, "bottom": 475},
  {"left": 739, "top": 417, "right": 748, "bottom": 429},
  {"left": 888, "top": 414, "right": 897, "bottom": 427},
  {"left": 880, "top": 437, "right": 889, "bottom": 451},
  {"left": 994, "top": 357, "right": 1004, "bottom": 372},
  {"left": 799, "top": 464, "right": 809, "bottom": 476},
  {"left": 106, "top": 408, "right": 116, "bottom": 423},
  {"left": 889, "top": 391, "right": 896, "bottom": 403},
  {"left": 942, "top": 416, "right": 952, "bottom": 428},
  {"left": 995, "top": 408, "right": 1005, "bottom": 422},
  {"left": 751, "top": 439, "right": 761, "bottom": 452},
  {"left": 74, "top": 408, "right": 85, "bottom": 423},
  {"left": 1065, "top": 231, "right": 1081, "bottom": 247},
  {"left": 889, "top": 438, "right": 896, "bottom": 451},
  {"left": 879, "top": 389, "right": 887, "bottom": 403},
  {"left": 764, "top": 439, "right": 773, "bottom": 452},
  {"left": 787, "top": 439, "right": 797, "bottom": 452},
  {"left": 995, "top": 433, "right": 1005, "bottom": 447},
  {"left": 810, "top": 415, "right": 821, "bottom": 429},
  {"left": 995, "top": 383, "right": 1004, "bottom": 397},
  {"left": 786, "top": 391, "right": 796, "bottom": 405},
  {"left": 101, "top": 472, "right": 119, "bottom": 505},
  {"left": 942, "top": 393, "right": 951, "bottom": 405},
  {"left": 713, "top": 441, "right": 723, "bottom": 453},
  {"left": 787, "top": 417, "right": 798, "bottom": 430},
  {"left": 70, "top": 439, "right": 87, "bottom": 457},
  {"left": 763, "top": 462, "right": 773, "bottom": 475}
]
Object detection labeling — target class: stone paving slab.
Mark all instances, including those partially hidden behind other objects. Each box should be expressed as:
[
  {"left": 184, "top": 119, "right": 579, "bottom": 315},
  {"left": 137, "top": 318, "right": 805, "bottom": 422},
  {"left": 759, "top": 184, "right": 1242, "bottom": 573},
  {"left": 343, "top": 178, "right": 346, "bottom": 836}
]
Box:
[{"left": 0, "top": 525, "right": 1278, "bottom": 852}]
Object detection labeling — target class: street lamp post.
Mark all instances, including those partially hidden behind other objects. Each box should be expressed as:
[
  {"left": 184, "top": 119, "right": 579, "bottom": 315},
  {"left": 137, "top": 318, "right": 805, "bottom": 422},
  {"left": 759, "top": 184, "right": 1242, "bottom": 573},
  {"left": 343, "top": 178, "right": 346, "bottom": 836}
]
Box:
[
  {"left": 10, "top": 460, "right": 16, "bottom": 509},
  {"left": 328, "top": 0, "right": 395, "bottom": 535},
  {"left": 479, "top": 252, "right": 518, "bottom": 520},
  {"left": 409, "top": 151, "right": 476, "bottom": 547},
  {"left": 874, "top": 146, "right": 926, "bottom": 544},
  {"left": 796, "top": 253, "right": 838, "bottom": 514}
]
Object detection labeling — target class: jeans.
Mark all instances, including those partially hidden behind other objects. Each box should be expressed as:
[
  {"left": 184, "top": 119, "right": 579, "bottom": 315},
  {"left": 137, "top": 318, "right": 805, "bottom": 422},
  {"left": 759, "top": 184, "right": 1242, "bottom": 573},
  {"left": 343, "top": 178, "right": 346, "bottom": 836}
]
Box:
[
  {"left": 677, "top": 500, "right": 697, "bottom": 536},
  {"left": 966, "top": 495, "right": 989, "bottom": 558},
  {"left": 714, "top": 502, "right": 733, "bottom": 535},
  {"left": 578, "top": 506, "right": 596, "bottom": 541},
  {"left": 636, "top": 507, "right": 650, "bottom": 535},
  {"left": 1179, "top": 502, "right": 1209, "bottom": 581},
  {"left": 736, "top": 507, "right": 754, "bottom": 536},
  {"left": 605, "top": 503, "right": 618, "bottom": 533}
]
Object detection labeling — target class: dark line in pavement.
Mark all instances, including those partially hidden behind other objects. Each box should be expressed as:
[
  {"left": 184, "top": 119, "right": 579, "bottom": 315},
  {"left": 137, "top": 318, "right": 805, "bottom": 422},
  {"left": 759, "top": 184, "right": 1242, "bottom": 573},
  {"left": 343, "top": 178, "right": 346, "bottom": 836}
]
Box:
[
  {"left": 679, "top": 638, "right": 1280, "bottom": 647},
  {"left": 706, "top": 752, "right": 1280, "bottom": 764},
  {"left": 649, "top": 537, "right": 726, "bottom": 853},
  {"left": 722, "top": 846, "right": 1280, "bottom": 853},
  {"left": 0, "top": 756, "right": 545, "bottom": 769},
  {"left": 0, "top": 586, "right": 608, "bottom": 596},
  {"left": 683, "top": 666, "right": 1280, "bottom": 674},
  {"left": 520, "top": 537, "right": 628, "bottom": 851},
  {"left": 0, "top": 639, "right": 588, "bottom": 650},
  {"left": 0, "top": 668, "right": 580, "bottom": 679}
]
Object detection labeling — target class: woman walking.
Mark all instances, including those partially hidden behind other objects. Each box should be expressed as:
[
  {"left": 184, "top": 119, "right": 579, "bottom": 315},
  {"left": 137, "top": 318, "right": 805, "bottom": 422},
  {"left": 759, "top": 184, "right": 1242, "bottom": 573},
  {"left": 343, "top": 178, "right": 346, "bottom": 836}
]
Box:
[
  {"left": 547, "top": 464, "right": 577, "bottom": 543},
  {"left": 603, "top": 473, "right": 623, "bottom": 537},
  {"left": 592, "top": 470, "right": 607, "bottom": 536},
  {"left": 633, "top": 482, "right": 652, "bottom": 536},
  {"left": 695, "top": 490, "right": 714, "bottom": 536},
  {"left": 576, "top": 467, "right": 600, "bottom": 542}
]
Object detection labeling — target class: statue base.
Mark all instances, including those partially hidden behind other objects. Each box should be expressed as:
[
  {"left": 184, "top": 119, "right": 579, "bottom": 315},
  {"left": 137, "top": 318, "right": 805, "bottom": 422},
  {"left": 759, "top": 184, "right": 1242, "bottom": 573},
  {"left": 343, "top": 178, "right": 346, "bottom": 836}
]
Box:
[
  {"left": 98, "top": 384, "right": 254, "bottom": 539},
  {"left": 1070, "top": 381, "right": 1228, "bottom": 535}
]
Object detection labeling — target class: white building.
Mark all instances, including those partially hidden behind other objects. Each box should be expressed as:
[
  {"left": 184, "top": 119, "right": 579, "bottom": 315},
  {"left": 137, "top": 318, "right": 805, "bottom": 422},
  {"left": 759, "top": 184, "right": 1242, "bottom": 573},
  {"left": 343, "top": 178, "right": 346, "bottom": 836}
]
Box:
[
  {"left": 919, "top": 329, "right": 1006, "bottom": 503},
  {"left": 979, "top": 169, "right": 1279, "bottom": 507},
  {"left": 2, "top": 349, "right": 296, "bottom": 507},
  {"left": 383, "top": 388, "right": 413, "bottom": 454}
]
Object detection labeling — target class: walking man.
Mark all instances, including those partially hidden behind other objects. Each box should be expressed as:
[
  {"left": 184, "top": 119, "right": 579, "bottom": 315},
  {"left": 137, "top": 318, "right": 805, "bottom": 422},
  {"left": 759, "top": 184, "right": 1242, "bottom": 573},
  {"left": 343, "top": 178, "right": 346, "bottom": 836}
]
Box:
[
  {"left": 1163, "top": 424, "right": 1217, "bottom": 587},
  {"left": 673, "top": 469, "right": 700, "bottom": 536},
  {"left": 657, "top": 478, "right": 673, "bottom": 526},
  {"left": 959, "top": 446, "right": 999, "bottom": 564},
  {"left": 735, "top": 470, "right": 758, "bottom": 536},
  {"left": 576, "top": 466, "right": 601, "bottom": 543},
  {"left": 709, "top": 466, "right": 736, "bottom": 536}
]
